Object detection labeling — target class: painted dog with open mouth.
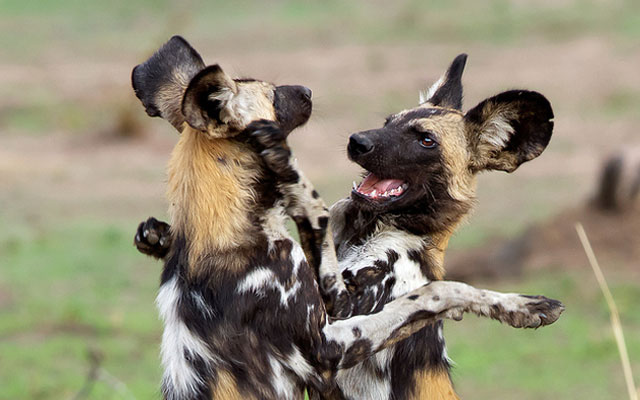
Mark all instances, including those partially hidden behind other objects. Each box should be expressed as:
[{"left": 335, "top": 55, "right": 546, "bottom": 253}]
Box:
[{"left": 133, "top": 39, "right": 564, "bottom": 399}]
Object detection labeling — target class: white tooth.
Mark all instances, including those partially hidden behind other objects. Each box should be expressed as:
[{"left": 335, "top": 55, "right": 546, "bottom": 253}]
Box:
[
  {"left": 353, "top": 181, "right": 357, "bottom": 190},
  {"left": 382, "top": 191, "right": 389, "bottom": 197},
  {"left": 371, "top": 189, "right": 377, "bottom": 197},
  {"left": 390, "top": 188, "right": 397, "bottom": 195}
]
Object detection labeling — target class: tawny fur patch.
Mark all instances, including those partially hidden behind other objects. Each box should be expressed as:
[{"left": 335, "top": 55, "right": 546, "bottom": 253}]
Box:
[
  {"left": 167, "top": 125, "right": 260, "bottom": 266},
  {"left": 156, "top": 72, "right": 193, "bottom": 129},
  {"left": 411, "top": 370, "right": 460, "bottom": 400},
  {"left": 427, "top": 230, "right": 453, "bottom": 277},
  {"left": 209, "top": 370, "right": 249, "bottom": 400},
  {"left": 414, "top": 110, "right": 477, "bottom": 203},
  {"left": 466, "top": 101, "right": 521, "bottom": 172}
]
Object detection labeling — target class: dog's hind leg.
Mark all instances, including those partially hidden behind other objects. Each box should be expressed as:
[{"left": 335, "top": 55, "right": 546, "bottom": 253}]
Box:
[{"left": 322, "top": 280, "right": 564, "bottom": 370}]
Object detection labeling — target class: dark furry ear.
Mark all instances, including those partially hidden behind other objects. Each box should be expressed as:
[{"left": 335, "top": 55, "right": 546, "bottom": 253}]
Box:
[
  {"left": 464, "top": 90, "right": 554, "bottom": 173},
  {"left": 181, "top": 64, "right": 238, "bottom": 134},
  {"left": 420, "top": 53, "right": 467, "bottom": 110},
  {"left": 131, "top": 36, "right": 205, "bottom": 131}
]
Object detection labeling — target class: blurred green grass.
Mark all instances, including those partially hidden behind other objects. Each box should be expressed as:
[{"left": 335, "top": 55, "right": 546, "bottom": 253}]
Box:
[
  {"left": 0, "top": 220, "right": 162, "bottom": 399},
  {"left": 2, "top": 0, "right": 640, "bottom": 55},
  {"left": 448, "top": 271, "right": 640, "bottom": 399}
]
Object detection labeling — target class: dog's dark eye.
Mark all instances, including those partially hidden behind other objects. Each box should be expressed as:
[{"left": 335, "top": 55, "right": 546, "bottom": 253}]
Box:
[{"left": 419, "top": 135, "right": 437, "bottom": 149}]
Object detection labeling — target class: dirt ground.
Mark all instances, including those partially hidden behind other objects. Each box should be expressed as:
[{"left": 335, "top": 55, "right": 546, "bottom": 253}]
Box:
[
  {"left": 447, "top": 203, "right": 640, "bottom": 281},
  {"left": 3, "top": 36, "right": 640, "bottom": 228}
]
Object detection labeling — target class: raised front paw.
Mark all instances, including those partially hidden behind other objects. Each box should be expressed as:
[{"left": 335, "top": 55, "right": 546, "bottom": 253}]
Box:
[
  {"left": 244, "top": 119, "right": 300, "bottom": 183},
  {"left": 134, "top": 217, "right": 172, "bottom": 259},
  {"left": 497, "top": 295, "right": 565, "bottom": 329}
]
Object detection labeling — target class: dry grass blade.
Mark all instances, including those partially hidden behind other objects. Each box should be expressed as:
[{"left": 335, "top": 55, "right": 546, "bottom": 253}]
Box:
[{"left": 576, "top": 222, "right": 638, "bottom": 400}]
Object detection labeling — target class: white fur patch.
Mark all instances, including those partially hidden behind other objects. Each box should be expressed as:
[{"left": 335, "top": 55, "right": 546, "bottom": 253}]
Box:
[
  {"left": 482, "top": 114, "right": 514, "bottom": 148},
  {"left": 390, "top": 253, "right": 429, "bottom": 300},
  {"left": 340, "top": 226, "right": 430, "bottom": 302},
  {"left": 286, "top": 346, "right": 315, "bottom": 382},
  {"left": 190, "top": 290, "right": 215, "bottom": 319},
  {"left": 337, "top": 357, "right": 392, "bottom": 399},
  {"left": 267, "top": 347, "right": 314, "bottom": 399},
  {"left": 419, "top": 73, "right": 445, "bottom": 105},
  {"left": 290, "top": 244, "right": 306, "bottom": 273},
  {"left": 305, "top": 304, "right": 316, "bottom": 333},
  {"left": 268, "top": 355, "right": 296, "bottom": 398},
  {"left": 222, "top": 86, "right": 274, "bottom": 128},
  {"left": 236, "top": 268, "right": 274, "bottom": 297},
  {"left": 157, "top": 276, "right": 214, "bottom": 398},
  {"left": 236, "top": 242, "right": 304, "bottom": 307}
]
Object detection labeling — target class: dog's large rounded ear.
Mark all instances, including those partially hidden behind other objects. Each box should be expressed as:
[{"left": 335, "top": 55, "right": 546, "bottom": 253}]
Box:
[
  {"left": 181, "top": 64, "right": 238, "bottom": 134},
  {"left": 464, "top": 90, "right": 554, "bottom": 173},
  {"left": 419, "top": 54, "right": 467, "bottom": 110},
  {"left": 131, "top": 36, "right": 205, "bottom": 131}
]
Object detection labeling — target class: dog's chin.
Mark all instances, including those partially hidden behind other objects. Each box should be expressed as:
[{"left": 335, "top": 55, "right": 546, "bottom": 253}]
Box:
[
  {"left": 350, "top": 172, "right": 410, "bottom": 212},
  {"left": 279, "top": 104, "right": 312, "bottom": 136}
]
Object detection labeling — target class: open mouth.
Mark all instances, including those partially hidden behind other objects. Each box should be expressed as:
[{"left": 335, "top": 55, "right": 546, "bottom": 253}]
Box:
[{"left": 352, "top": 173, "right": 408, "bottom": 201}]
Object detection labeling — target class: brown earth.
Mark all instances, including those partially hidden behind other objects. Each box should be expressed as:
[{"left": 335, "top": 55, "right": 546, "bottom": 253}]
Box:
[{"left": 447, "top": 201, "right": 640, "bottom": 282}]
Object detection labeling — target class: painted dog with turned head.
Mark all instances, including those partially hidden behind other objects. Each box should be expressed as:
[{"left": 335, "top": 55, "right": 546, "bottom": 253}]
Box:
[
  {"left": 133, "top": 38, "right": 563, "bottom": 400},
  {"left": 327, "top": 54, "right": 558, "bottom": 399}
]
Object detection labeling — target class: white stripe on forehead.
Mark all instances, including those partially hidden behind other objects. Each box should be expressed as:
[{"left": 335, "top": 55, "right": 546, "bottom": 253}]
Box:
[{"left": 387, "top": 105, "right": 463, "bottom": 125}]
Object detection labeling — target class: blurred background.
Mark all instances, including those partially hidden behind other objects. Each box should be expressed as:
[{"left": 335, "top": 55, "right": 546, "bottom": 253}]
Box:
[{"left": 1, "top": 0, "right": 639, "bottom": 398}]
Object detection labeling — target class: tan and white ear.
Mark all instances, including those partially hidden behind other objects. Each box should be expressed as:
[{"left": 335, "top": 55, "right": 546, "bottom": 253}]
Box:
[
  {"left": 465, "top": 90, "right": 554, "bottom": 173},
  {"left": 181, "top": 64, "right": 238, "bottom": 135},
  {"left": 419, "top": 53, "right": 467, "bottom": 110},
  {"left": 131, "top": 36, "right": 205, "bottom": 131}
]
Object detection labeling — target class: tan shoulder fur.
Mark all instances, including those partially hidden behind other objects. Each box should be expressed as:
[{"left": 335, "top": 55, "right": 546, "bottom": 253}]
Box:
[{"left": 167, "top": 125, "right": 260, "bottom": 268}]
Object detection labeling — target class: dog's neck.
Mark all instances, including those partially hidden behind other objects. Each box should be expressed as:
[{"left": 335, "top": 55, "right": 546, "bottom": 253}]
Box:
[
  {"left": 339, "top": 199, "right": 471, "bottom": 280},
  {"left": 167, "top": 126, "right": 261, "bottom": 265}
]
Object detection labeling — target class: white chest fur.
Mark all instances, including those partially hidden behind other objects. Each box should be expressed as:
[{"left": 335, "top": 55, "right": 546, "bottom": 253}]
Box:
[{"left": 339, "top": 228, "right": 431, "bottom": 301}]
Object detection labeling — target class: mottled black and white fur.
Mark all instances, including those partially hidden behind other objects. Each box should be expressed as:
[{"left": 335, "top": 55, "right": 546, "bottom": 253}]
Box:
[{"left": 134, "top": 40, "right": 564, "bottom": 400}]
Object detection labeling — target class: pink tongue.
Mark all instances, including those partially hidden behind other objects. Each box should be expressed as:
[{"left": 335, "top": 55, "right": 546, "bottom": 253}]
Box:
[{"left": 358, "top": 173, "right": 404, "bottom": 194}]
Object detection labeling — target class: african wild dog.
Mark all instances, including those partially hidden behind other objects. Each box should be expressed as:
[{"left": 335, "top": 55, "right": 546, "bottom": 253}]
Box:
[
  {"left": 301, "top": 54, "right": 560, "bottom": 399},
  {"left": 133, "top": 38, "right": 564, "bottom": 400}
]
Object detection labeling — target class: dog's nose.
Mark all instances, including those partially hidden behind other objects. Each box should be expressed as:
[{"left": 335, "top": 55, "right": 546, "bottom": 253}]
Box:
[
  {"left": 300, "top": 86, "right": 312, "bottom": 100},
  {"left": 348, "top": 133, "right": 374, "bottom": 158}
]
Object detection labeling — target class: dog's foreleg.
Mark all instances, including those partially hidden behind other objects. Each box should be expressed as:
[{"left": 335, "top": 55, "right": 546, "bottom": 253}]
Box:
[
  {"left": 282, "top": 172, "right": 353, "bottom": 318},
  {"left": 323, "top": 280, "right": 564, "bottom": 369},
  {"left": 246, "top": 120, "right": 353, "bottom": 317}
]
